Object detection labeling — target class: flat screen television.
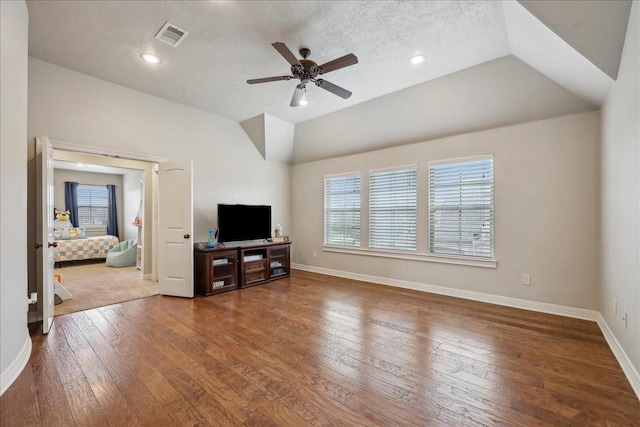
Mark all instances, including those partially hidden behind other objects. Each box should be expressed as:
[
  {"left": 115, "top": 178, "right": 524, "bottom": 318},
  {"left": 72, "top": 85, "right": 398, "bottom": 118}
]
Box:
[{"left": 217, "top": 204, "right": 271, "bottom": 243}]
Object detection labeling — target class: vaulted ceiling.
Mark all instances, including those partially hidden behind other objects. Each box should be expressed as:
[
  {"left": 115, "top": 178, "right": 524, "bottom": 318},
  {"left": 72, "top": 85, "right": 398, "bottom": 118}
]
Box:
[{"left": 26, "top": 1, "right": 632, "bottom": 163}]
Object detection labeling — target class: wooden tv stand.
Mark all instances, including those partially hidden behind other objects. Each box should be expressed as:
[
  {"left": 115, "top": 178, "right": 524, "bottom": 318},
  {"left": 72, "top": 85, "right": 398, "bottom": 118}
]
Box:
[{"left": 194, "top": 241, "right": 291, "bottom": 296}]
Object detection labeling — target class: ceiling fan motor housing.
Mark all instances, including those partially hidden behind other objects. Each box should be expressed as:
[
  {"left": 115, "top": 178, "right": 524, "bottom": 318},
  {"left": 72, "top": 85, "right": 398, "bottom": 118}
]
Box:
[{"left": 292, "top": 55, "right": 319, "bottom": 84}]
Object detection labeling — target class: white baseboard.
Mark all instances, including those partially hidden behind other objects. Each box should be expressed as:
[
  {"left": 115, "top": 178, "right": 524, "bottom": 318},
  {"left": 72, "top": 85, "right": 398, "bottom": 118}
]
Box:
[
  {"left": 291, "top": 263, "right": 640, "bottom": 401},
  {"left": 0, "top": 334, "right": 32, "bottom": 396},
  {"left": 292, "top": 263, "right": 598, "bottom": 321},
  {"left": 596, "top": 313, "right": 640, "bottom": 399}
]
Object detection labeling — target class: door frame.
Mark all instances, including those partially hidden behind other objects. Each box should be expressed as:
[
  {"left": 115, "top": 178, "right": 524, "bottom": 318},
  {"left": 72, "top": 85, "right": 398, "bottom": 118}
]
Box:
[{"left": 49, "top": 139, "right": 166, "bottom": 282}]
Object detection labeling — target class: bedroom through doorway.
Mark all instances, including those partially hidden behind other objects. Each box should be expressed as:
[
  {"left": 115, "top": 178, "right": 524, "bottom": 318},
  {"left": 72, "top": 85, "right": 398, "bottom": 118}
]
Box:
[{"left": 51, "top": 151, "right": 158, "bottom": 316}]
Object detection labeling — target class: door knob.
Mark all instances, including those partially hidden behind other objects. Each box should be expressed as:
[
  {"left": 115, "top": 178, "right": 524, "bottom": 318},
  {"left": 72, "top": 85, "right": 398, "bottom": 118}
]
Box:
[
  {"left": 48, "top": 242, "right": 58, "bottom": 248},
  {"left": 184, "top": 234, "right": 190, "bottom": 239},
  {"left": 35, "top": 243, "right": 43, "bottom": 249}
]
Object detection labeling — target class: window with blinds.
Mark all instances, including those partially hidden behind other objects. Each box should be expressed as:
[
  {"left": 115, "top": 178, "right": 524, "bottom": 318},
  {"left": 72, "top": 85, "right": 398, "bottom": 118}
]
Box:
[
  {"left": 77, "top": 184, "right": 108, "bottom": 227},
  {"left": 369, "top": 166, "right": 417, "bottom": 251},
  {"left": 324, "top": 173, "right": 361, "bottom": 247},
  {"left": 428, "top": 156, "right": 494, "bottom": 258}
]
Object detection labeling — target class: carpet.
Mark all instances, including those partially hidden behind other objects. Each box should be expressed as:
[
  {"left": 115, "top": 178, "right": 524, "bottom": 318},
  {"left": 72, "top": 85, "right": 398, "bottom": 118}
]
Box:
[{"left": 54, "top": 261, "right": 158, "bottom": 315}]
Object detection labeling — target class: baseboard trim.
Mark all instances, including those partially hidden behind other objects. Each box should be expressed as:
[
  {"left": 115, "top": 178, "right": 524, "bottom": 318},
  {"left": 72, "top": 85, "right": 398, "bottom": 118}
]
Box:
[
  {"left": 292, "top": 263, "right": 598, "bottom": 321},
  {"left": 0, "top": 334, "right": 32, "bottom": 396},
  {"left": 596, "top": 313, "right": 640, "bottom": 399},
  {"left": 292, "top": 263, "right": 640, "bottom": 400}
]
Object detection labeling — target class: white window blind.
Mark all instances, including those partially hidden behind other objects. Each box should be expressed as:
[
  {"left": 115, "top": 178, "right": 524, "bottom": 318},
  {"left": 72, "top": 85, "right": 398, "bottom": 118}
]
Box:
[
  {"left": 428, "top": 156, "right": 494, "bottom": 258},
  {"left": 324, "top": 174, "right": 361, "bottom": 247},
  {"left": 77, "top": 184, "right": 108, "bottom": 227},
  {"left": 369, "top": 166, "right": 417, "bottom": 251}
]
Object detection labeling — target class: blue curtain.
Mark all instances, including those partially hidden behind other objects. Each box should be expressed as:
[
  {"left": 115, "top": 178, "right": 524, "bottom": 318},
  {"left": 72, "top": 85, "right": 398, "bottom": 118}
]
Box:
[
  {"left": 64, "top": 181, "right": 79, "bottom": 226},
  {"left": 107, "top": 185, "right": 119, "bottom": 237}
]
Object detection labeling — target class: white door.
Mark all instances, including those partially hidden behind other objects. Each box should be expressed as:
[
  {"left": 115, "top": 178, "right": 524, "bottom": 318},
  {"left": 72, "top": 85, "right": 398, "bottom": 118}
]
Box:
[
  {"left": 158, "top": 161, "right": 194, "bottom": 297},
  {"left": 35, "top": 137, "right": 55, "bottom": 333}
]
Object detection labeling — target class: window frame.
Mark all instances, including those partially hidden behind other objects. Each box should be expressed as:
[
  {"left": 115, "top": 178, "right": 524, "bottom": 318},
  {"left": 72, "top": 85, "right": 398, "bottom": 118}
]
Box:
[
  {"left": 76, "top": 184, "right": 109, "bottom": 230},
  {"left": 323, "top": 172, "right": 362, "bottom": 248},
  {"left": 427, "top": 154, "right": 494, "bottom": 259}
]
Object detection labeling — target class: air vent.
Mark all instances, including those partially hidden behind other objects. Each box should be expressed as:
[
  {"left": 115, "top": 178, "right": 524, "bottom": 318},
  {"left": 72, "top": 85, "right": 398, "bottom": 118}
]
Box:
[{"left": 154, "top": 22, "right": 189, "bottom": 47}]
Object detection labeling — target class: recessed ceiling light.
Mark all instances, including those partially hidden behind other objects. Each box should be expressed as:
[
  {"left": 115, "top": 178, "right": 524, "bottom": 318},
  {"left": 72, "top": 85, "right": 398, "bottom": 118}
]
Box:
[
  {"left": 140, "top": 53, "right": 162, "bottom": 64},
  {"left": 299, "top": 98, "right": 309, "bottom": 106},
  {"left": 76, "top": 163, "right": 84, "bottom": 167},
  {"left": 409, "top": 55, "right": 426, "bottom": 65}
]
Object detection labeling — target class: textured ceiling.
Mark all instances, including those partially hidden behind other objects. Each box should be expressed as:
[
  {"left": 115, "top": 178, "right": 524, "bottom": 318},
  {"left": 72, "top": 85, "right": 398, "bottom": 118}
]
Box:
[
  {"left": 26, "top": 0, "right": 510, "bottom": 124},
  {"left": 26, "top": 0, "right": 631, "bottom": 164}
]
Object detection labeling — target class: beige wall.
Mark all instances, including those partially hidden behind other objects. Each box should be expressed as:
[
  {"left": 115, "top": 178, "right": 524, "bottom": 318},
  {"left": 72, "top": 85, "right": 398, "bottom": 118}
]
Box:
[
  {"left": 0, "top": 0, "right": 30, "bottom": 393},
  {"left": 292, "top": 111, "right": 600, "bottom": 309},
  {"left": 600, "top": 1, "right": 639, "bottom": 373},
  {"left": 122, "top": 170, "right": 144, "bottom": 242},
  {"left": 28, "top": 58, "right": 291, "bottom": 241},
  {"left": 53, "top": 169, "right": 124, "bottom": 238}
]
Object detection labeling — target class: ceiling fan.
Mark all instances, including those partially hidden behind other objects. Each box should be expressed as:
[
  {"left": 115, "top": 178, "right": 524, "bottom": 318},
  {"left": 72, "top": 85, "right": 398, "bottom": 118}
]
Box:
[{"left": 247, "top": 42, "right": 358, "bottom": 107}]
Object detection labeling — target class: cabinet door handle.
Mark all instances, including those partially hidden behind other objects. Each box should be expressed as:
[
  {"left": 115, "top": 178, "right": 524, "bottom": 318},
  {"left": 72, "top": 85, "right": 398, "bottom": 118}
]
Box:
[
  {"left": 184, "top": 234, "right": 190, "bottom": 239},
  {"left": 35, "top": 243, "right": 43, "bottom": 249},
  {"left": 48, "top": 241, "right": 58, "bottom": 248}
]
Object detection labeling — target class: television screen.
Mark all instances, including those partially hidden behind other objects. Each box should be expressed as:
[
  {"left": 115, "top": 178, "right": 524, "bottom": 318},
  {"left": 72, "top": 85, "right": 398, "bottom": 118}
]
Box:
[{"left": 217, "top": 204, "right": 272, "bottom": 243}]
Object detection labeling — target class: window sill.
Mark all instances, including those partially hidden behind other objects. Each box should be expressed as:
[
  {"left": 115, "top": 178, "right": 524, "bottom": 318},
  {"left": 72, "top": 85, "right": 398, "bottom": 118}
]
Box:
[{"left": 322, "top": 245, "right": 497, "bottom": 269}]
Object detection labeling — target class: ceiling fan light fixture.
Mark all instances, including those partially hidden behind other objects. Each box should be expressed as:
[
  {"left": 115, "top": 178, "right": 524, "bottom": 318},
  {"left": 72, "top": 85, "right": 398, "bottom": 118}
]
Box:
[
  {"left": 409, "top": 54, "right": 426, "bottom": 65},
  {"left": 140, "top": 53, "right": 162, "bottom": 64}
]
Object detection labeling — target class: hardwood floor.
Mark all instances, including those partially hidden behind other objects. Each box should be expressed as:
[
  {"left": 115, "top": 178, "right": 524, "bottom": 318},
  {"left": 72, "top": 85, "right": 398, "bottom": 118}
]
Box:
[{"left": 2, "top": 270, "right": 639, "bottom": 426}]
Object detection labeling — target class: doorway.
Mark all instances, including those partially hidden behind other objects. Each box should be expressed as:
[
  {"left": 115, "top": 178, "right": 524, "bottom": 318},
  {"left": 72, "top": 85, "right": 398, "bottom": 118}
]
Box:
[{"left": 50, "top": 150, "right": 158, "bottom": 315}]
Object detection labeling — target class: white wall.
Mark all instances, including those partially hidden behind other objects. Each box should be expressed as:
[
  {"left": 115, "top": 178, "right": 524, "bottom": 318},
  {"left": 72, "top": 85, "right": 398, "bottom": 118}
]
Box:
[
  {"left": 27, "top": 58, "right": 290, "bottom": 242},
  {"left": 53, "top": 169, "right": 124, "bottom": 238},
  {"left": 122, "top": 170, "right": 144, "bottom": 242},
  {"left": 0, "top": 0, "right": 31, "bottom": 394},
  {"left": 292, "top": 112, "right": 600, "bottom": 309},
  {"left": 600, "top": 1, "right": 639, "bottom": 373}
]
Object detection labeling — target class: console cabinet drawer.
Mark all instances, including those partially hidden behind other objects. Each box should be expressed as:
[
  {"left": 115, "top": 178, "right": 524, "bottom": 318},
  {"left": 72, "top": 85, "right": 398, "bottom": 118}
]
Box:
[
  {"left": 245, "top": 270, "right": 267, "bottom": 284},
  {"left": 245, "top": 260, "right": 266, "bottom": 272}
]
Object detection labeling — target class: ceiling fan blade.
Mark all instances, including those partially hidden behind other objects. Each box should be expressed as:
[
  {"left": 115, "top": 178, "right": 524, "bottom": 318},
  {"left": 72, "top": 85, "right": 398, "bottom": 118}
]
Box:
[
  {"left": 315, "top": 79, "right": 352, "bottom": 99},
  {"left": 272, "top": 42, "right": 301, "bottom": 66},
  {"left": 318, "top": 53, "right": 358, "bottom": 74},
  {"left": 290, "top": 84, "right": 305, "bottom": 107},
  {"left": 247, "top": 76, "right": 292, "bottom": 84}
]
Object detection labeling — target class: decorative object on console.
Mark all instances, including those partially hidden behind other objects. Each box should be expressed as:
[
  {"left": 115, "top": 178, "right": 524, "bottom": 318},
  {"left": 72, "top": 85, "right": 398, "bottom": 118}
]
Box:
[
  {"left": 206, "top": 227, "right": 217, "bottom": 248},
  {"left": 275, "top": 223, "right": 283, "bottom": 237}
]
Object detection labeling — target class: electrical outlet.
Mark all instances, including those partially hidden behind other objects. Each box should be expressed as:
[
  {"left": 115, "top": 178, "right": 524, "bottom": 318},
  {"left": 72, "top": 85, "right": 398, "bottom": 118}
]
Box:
[
  {"left": 622, "top": 311, "right": 628, "bottom": 328},
  {"left": 521, "top": 273, "right": 531, "bottom": 286},
  {"left": 614, "top": 299, "right": 618, "bottom": 316},
  {"left": 312, "top": 250, "right": 317, "bottom": 258}
]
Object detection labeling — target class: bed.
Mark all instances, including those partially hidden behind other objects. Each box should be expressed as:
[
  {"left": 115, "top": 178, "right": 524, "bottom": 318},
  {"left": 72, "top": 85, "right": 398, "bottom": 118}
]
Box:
[{"left": 55, "top": 235, "right": 119, "bottom": 263}]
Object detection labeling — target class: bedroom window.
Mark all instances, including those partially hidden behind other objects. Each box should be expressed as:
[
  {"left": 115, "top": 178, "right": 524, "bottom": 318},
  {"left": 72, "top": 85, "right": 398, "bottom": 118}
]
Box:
[
  {"left": 428, "top": 155, "right": 494, "bottom": 258},
  {"left": 77, "top": 184, "right": 109, "bottom": 228},
  {"left": 324, "top": 173, "right": 361, "bottom": 247},
  {"left": 369, "top": 166, "right": 417, "bottom": 251}
]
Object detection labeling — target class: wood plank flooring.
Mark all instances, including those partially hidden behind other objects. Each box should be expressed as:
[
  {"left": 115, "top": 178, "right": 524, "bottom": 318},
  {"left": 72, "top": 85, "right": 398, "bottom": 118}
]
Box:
[{"left": 2, "top": 270, "right": 639, "bottom": 426}]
